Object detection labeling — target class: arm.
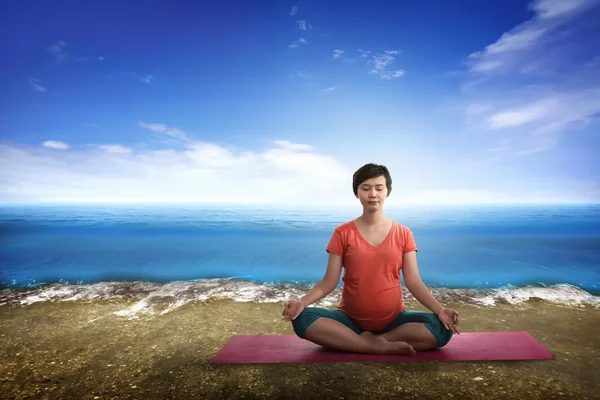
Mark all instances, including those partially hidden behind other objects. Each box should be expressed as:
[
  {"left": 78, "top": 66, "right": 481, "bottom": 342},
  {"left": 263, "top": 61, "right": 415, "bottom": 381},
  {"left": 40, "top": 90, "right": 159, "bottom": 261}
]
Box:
[
  {"left": 299, "top": 252, "right": 343, "bottom": 306},
  {"left": 401, "top": 251, "right": 445, "bottom": 315}
]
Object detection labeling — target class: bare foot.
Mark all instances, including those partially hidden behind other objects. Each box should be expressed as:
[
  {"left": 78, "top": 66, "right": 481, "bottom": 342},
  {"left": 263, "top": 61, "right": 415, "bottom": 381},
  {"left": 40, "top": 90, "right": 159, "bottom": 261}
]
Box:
[
  {"left": 386, "top": 341, "right": 416, "bottom": 356},
  {"left": 360, "top": 331, "right": 415, "bottom": 356}
]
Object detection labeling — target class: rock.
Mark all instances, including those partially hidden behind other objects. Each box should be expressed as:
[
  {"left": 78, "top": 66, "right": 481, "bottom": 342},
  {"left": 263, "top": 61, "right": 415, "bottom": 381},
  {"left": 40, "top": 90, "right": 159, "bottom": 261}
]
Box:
[{"left": 473, "top": 377, "right": 484, "bottom": 381}]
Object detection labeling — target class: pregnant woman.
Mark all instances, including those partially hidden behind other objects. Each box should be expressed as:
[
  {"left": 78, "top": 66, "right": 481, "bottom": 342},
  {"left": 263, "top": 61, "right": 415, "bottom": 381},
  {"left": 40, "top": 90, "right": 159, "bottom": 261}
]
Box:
[{"left": 281, "top": 163, "right": 460, "bottom": 355}]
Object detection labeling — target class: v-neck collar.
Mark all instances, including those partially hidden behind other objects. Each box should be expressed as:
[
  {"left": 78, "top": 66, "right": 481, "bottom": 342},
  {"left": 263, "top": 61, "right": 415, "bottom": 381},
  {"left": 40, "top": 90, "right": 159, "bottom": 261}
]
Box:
[{"left": 351, "top": 220, "right": 395, "bottom": 249}]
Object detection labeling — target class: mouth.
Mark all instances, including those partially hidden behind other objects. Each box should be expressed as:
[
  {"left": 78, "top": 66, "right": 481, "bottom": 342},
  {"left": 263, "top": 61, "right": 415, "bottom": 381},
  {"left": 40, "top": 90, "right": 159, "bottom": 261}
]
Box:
[{"left": 368, "top": 201, "right": 378, "bottom": 205}]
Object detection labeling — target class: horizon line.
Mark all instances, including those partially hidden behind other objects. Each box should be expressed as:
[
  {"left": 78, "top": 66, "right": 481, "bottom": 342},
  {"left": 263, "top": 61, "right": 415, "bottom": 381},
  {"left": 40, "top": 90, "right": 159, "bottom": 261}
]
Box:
[{"left": 1, "top": 200, "right": 598, "bottom": 208}]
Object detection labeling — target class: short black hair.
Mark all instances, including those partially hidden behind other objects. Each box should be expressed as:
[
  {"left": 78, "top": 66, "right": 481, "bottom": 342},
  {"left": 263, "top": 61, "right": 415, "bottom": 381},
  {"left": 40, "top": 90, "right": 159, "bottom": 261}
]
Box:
[{"left": 352, "top": 163, "right": 392, "bottom": 196}]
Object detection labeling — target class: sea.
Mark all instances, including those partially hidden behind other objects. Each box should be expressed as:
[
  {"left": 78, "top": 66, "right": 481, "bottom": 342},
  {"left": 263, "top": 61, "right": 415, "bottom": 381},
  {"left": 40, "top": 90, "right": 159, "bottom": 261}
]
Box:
[{"left": 1, "top": 203, "right": 599, "bottom": 318}]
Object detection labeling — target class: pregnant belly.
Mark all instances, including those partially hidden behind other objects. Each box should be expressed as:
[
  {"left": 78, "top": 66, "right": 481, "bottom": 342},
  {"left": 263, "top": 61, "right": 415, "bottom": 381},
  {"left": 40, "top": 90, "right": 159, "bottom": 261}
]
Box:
[{"left": 342, "top": 285, "right": 401, "bottom": 320}]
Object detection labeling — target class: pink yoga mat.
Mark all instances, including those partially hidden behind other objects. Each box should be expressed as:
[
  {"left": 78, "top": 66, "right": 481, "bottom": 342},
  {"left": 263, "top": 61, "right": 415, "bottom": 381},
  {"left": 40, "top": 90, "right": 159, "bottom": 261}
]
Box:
[{"left": 210, "top": 332, "right": 554, "bottom": 364}]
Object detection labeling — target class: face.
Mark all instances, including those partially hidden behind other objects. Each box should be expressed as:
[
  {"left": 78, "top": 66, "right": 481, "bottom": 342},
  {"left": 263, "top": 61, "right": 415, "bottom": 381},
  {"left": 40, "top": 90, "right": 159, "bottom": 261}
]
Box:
[{"left": 356, "top": 175, "right": 388, "bottom": 209}]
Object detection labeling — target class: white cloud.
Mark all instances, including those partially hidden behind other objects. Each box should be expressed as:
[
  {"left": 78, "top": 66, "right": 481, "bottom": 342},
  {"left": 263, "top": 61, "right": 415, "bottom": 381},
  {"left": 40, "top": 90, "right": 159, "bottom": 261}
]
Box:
[
  {"left": 139, "top": 75, "right": 155, "bottom": 83},
  {"left": 45, "top": 40, "right": 104, "bottom": 64},
  {"left": 487, "top": 98, "right": 558, "bottom": 128},
  {"left": 530, "top": 0, "right": 597, "bottom": 19},
  {"left": 467, "top": 0, "right": 599, "bottom": 73},
  {"left": 296, "top": 72, "right": 312, "bottom": 81},
  {"left": 297, "top": 20, "right": 311, "bottom": 31},
  {"left": 499, "top": 89, "right": 600, "bottom": 131},
  {"left": 289, "top": 38, "right": 308, "bottom": 48},
  {"left": 368, "top": 50, "right": 404, "bottom": 79},
  {"left": 42, "top": 140, "right": 69, "bottom": 150},
  {"left": 485, "top": 28, "right": 548, "bottom": 56},
  {"left": 138, "top": 121, "right": 189, "bottom": 141},
  {"left": 99, "top": 144, "right": 133, "bottom": 154},
  {"left": 2, "top": 137, "right": 595, "bottom": 204},
  {"left": 461, "top": 87, "right": 600, "bottom": 148},
  {"left": 464, "top": 88, "right": 600, "bottom": 158},
  {"left": 470, "top": 60, "right": 503, "bottom": 73},
  {"left": 29, "top": 79, "right": 46, "bottom": 92},
  {"left": 465, "top": 103, "right": 492, "bottom": 115},
  {"left": 47, "top": 40, "right": 67, "bottom": 63},
  {"left": 0, "top": 139, "right": 354, "bottom": 205},
  {"left": 463, "top": 0, "right": 600, "bottom": 156},
  {"left": 332, "top": 49, "right": 404, "bottom": 80},
  {"left": 273, "top": 140, "right": 314, "bottom": 151},
  {"left": 319, "top": 86, "right": 338, "bottom": 93},
  {"left": 332, "top": 49, "right": 344, "bottom": 59},
  {"left": 290, "top": 5, "right": 298, "bottom": 16}
]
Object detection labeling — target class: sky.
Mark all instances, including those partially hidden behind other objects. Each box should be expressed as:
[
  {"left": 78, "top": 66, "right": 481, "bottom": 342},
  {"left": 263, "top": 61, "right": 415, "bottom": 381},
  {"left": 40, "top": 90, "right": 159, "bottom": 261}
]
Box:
[{"left": 1, "top": 0, "right": 599, "bottom": 206}]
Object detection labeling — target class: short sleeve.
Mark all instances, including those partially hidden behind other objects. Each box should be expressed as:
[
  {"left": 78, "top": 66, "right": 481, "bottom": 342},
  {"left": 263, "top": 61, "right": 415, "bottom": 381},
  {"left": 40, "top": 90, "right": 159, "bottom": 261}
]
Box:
[
  {"left": 326, "top": 228, "right": 345, "bottom": 257},
  {"left": 403, "top": 227, "right": 418, "bottom": 253}
]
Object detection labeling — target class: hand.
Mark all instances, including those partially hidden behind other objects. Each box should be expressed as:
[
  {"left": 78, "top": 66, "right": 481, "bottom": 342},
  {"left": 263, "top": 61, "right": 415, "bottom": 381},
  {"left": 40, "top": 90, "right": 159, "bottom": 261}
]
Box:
[
  {"left": 281, "top": 299, "right": 305, "bottom": 322},
  {"left": 436, "top": 308, "right": 460, "bottom": 334}
]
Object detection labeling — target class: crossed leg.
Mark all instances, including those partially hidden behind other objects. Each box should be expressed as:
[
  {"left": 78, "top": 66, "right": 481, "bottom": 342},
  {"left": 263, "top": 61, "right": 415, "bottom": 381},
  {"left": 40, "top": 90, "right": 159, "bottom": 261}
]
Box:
[
  {"left": 304, "top": 318, "right": 416, "bottom": 355},
  {"left": 377, "top": 322, "right": 438, "bottom": 351},
  {"left": 296, "top": 308, "right": 443, "bottom": 355}
]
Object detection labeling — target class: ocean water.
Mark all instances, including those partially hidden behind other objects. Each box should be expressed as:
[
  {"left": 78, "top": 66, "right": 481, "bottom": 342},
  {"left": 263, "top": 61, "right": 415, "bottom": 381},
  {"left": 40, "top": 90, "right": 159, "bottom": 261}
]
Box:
[{"left": 1, "top": 203, "right": 599, "bottom": 317}]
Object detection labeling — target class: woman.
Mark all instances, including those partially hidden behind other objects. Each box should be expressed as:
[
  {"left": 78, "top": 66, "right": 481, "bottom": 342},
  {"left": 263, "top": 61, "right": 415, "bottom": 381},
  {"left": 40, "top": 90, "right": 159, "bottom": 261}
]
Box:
[{"left": 282, "top": 163, "right": 460, "bottom": 355}]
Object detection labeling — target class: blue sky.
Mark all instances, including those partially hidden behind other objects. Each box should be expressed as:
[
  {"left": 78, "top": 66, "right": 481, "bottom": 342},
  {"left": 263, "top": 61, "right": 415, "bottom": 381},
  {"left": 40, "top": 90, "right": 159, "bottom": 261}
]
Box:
[{"left": 1, "top": 0, "right": 599, "bottom": 205}]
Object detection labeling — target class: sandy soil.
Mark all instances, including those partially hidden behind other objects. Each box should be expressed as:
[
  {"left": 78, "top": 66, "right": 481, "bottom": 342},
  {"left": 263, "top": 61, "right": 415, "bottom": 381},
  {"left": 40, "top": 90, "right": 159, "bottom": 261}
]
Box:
[{"left": 1, "top": 298, "right": 599, "bottom": 399}]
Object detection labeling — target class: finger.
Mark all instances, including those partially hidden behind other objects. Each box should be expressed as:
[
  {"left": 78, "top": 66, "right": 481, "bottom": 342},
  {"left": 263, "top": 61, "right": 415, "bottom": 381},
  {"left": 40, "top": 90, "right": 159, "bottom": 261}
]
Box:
[{"left": 452, "top": 323, "right": 460, "bottom": 334}]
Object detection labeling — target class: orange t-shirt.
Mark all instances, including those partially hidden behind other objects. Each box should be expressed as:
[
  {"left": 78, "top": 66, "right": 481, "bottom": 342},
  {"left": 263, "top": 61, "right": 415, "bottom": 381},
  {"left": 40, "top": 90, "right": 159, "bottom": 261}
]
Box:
[{"left": 326, "top": 220, "right": 418, "bottom": 331}]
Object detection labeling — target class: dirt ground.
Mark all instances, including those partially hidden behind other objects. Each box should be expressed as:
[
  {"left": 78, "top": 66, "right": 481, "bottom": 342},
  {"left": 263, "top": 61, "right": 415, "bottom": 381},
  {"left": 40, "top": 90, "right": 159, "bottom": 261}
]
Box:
[{"left": 1, "top": 298, "right": 599, "bottom": 399}]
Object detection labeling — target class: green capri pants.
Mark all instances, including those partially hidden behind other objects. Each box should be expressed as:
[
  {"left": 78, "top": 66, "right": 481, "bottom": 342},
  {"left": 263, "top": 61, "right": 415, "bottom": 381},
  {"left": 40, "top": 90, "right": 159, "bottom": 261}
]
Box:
[{"left": 291, "top": 307, "right": 453, "bottom": 348}]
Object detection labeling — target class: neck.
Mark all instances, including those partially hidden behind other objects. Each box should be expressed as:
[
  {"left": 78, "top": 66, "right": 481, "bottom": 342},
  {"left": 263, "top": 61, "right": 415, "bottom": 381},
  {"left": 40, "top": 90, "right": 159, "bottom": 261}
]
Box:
[{"left": 359, "top": 209, "right": 388, "bottom": 226}]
